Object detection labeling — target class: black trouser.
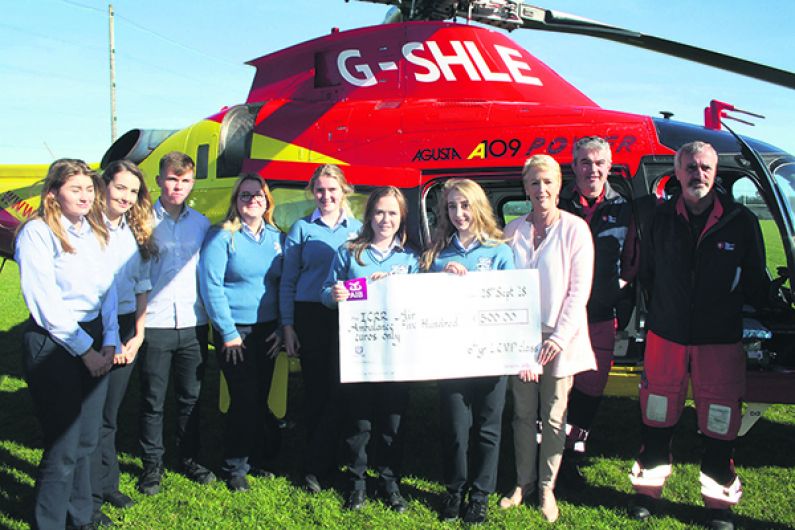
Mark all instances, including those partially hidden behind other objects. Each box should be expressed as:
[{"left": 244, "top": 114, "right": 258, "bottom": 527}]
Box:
[
  {"left": 294, "top": 302, "right": 341, "bottom": 477},
  {"left": 439, "top": 376, "right": 507, "bottom": 501},
  {"left": 23, "top": 317, "right": 109, "bottom": 530},
  {"left": 90, "top": 312, "right": 136, "bottom": 513},
  {"left": 138, "top": 325, "right": 209, "bottom": 468},
  {"left": 342, "top": 381, "right": 410, "bottom": 493},
  {"left": 214, "top": 321, "right": 278, "bottom": 478}
]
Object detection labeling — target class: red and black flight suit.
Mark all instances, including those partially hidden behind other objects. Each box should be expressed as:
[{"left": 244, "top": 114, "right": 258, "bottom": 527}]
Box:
[
  {"left": 631, "top": 191, "right": 769, "bottom": 509},
  {"left": 558, "top": 181, "right": 638, "bottom": 453}
]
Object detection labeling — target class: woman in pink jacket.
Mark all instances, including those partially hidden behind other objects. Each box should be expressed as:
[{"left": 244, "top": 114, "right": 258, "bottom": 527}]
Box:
[{"left": 500, "top": 154, "right": 596, "bottom": 522}]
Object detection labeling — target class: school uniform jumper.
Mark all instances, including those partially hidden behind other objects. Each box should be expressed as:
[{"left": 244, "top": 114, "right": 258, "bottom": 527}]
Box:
[
  {"left": 138, "top": 200, "right": 210, "bottom": 470},
  {"left": 199, "top": 222, "right": 284, "bottom": 478},
  {"left": 430, "top": 237, "right": 515, "bottom": 502},
  {"left": 16, "top": 216, "right": 120, "bottom": 530},
  {"left": 321, "top": 243, "right": 419, "bottom": 494},
  {"left": 279, "top": 210, "right": 362, "bottom": 477}
]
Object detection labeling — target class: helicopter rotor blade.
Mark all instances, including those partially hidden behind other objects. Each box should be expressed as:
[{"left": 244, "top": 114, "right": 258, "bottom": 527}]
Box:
[{"left": 354, "top": 1, "right": 795, "bottom": 90}]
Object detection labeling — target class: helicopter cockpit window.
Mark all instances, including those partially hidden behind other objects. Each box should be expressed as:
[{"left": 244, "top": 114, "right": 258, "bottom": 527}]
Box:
[
  {"left": 728, "top": 175, "right": 787, "bottom": 281},
  {"left": 772, "top": 161, "right": 795, "bottom": 224}
]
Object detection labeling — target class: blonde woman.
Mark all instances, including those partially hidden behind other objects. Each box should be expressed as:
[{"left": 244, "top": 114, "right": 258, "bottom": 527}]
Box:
[
  {"left": 15, "top": 159, "right": 118, "bottom": 529},
  {"left": 199, "top": 174, "right": 284, "bottom": 492},
  {"left": 421, "top": 179, "right": 514, "bottom": 523},
  {"left": 501, "top": 155, "right": 595, "bottom": 522},
  {"left": 279, "top": 164, "right": 362, "bottom": 492}
]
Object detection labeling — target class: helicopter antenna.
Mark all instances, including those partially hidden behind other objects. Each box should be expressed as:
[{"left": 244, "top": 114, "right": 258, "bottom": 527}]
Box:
[{"left": 357, "top": 0, "right": 795, "bottom": 90}]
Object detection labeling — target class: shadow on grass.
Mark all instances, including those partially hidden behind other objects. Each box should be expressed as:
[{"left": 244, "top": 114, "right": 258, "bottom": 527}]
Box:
[{"left": 560, "top": 483, "right": 793, "bottom": 530}]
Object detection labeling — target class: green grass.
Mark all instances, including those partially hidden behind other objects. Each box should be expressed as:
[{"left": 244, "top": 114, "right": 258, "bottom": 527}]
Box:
[{"left": 0, "top": 259, "right": 793, "bottom": 529}]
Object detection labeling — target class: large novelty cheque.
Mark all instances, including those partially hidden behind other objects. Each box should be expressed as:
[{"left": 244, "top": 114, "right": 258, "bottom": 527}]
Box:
[{"left": 338, "top": 269, "right": 541, "bottom": 383}]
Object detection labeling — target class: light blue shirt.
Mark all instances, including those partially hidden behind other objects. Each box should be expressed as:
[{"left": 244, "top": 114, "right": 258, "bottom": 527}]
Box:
[
  {"left": 106, "top": 214, "right": 152, "bottom": 315},
  {"left": 145, "top": 200, "right": 210, "bottom": 329},
  {"left": 15, "top": 216, "right": 120, "bottom": 356}
]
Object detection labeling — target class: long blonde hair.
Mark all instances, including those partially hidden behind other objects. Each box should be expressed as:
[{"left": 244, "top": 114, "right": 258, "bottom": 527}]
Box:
[
  {"left": 421, "top": 179, "right": 503, "bottom": 270},
  {"left": 219, "top": 174, "right": 276, "bottom": 244},
  {"left": 18, "top": 159, "right": 108, "bottom": 253},
  {"left": 102, "top": 159, "right": 158, "bottom": 260},
  {"left": 348, "top": 186, "right": 408, "bottom": 266}
]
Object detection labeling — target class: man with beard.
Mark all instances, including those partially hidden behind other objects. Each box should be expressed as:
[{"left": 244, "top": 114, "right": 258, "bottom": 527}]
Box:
[{"left": 628, "top": 141, "right": 770, "bottom": 530}]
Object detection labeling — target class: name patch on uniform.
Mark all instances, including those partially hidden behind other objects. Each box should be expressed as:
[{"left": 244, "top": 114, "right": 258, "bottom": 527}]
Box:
[
  {"left": 344, "top": 278, "right": 368, "bottom": 301},
  {"left": 717, "top": 241, "right": 735, "bottom": 251}
]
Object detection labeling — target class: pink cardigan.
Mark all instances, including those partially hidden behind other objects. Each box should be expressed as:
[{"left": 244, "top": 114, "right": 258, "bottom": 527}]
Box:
[{"left": 505, "top": 210, "right": 596, "bottom": 377}]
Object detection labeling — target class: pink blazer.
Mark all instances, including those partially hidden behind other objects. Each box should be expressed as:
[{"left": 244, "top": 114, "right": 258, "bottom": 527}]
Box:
[{"left": 505, "top": 210, "right": 597, "bottom": 377}]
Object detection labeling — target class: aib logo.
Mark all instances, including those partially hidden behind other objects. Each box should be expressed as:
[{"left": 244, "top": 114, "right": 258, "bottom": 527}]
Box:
[
  {"left": 717, "top": 241, "right": 736, "bottom": 251},
  {"left": 344, "top": 277, "right": 368, "bottom": 301}
]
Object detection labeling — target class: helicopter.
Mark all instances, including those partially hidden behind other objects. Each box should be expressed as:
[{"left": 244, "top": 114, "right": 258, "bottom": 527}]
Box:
[{"left": 1, "top": 0, "right": 793, "bottom": 431}]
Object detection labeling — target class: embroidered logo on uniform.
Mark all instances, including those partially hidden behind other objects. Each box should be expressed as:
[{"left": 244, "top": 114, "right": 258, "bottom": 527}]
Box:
[
  {"left": 717, "top": 242, "right": 735, "bottom": 251},
  {"left": 476, "top": 257, "right": 493, "bottom": 271},
  {"left": 602, "top": 215, "right": 616, "bottom": 223},
  {"left": 273, "top": 241, "right": 282, "bottom": 254},
  {"left": 347, "top": 231, "right": 358, "bottom": 240},
  {"left": 344, "top": 278, "right": 367, "bottom": 301},
  {"left": 390, "top": 264, "right": 409, "bottom": 275}
]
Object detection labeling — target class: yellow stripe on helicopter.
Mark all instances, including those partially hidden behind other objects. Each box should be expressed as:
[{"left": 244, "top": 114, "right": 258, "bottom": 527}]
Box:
[{"left": 251, "top": 133, "right": 348, "bottom": 165}]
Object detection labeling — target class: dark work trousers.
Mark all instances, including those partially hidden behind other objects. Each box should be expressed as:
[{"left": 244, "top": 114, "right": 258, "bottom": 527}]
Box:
[
  {"left": 90, "top": 312, "right": 136, "bottom": 514},
  {"left": 22, "top": 317, "right": 109, "bottom": 530},
  {"left": 341, "top": 381, "right": 410, "bottom": 493},
  {"left": 439, "top": 375, "right": 508, "bottom": 501},
  {"left": 294, "top": 302, "right": 341, "bottom": 477},
  {"left": 138, "top": 325, "right": 209, "bottom": 469},
  {"left": 214, "top": 321, "right": 277, "bottom": 478}
]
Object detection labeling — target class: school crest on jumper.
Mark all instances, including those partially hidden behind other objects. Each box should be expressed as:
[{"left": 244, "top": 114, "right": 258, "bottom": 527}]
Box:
[
  {"left": 476, "top": 256, "right": 493, "bottom": 271},
  {"left": 390, "top": 264, "right": 409, "bottom": 275}
]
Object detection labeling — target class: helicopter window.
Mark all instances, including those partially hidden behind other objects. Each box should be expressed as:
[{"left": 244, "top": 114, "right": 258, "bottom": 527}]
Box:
[
  {"left": 728, "top": 175, "right": 788, "bottom": 282},
  {"left": 772, "top": 162, "right": 795, "bottom": 223},
  {"left": 195, "top": 144, "right": 209, "bottom": 180}
]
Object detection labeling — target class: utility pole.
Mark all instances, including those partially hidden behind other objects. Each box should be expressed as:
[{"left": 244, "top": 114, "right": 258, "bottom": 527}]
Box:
[{"left": 109, "top": 4, "right": 117, "bottom": 143}]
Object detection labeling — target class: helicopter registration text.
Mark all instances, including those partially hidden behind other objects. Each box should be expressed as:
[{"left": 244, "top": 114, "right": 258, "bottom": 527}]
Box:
[{"left": 338, "top": 41, "right": 543, "bottom": 87}]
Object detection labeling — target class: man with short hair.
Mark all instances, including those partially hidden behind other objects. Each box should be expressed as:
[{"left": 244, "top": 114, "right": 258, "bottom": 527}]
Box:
[
  {"left": 557, "top": 136, "right": 638, "bottom": 486},
  {"left": 629, "top": 141, "right": 770, "bottom": 530},
  {"left": 137, "top": 151, "right": 215, "bottom": 495}
]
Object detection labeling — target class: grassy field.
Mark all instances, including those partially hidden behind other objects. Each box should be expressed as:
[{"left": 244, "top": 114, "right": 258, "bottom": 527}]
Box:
[{"left": 0, "top": 259, "right": 793, "bottom": 529}]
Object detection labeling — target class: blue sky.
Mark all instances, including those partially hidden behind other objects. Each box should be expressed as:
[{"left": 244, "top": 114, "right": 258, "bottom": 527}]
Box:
[{"left": 1, "top": 0, "right": 793, "bottom": 164}]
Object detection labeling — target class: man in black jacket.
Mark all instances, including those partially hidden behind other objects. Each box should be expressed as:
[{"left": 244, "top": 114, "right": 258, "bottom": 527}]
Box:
[
  {"left": 558, "top": 136, "right": 638, "bottom": 486},
  {"left": 629, "top": 141, "right": 769, "bottom": 530}
]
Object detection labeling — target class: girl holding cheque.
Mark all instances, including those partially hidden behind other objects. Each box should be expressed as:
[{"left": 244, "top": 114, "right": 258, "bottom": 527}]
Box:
[
  {"left": 420, "top": 179, "right": 514, "bottom": 524},
  {"left": 501, "top": 155, "right": 595, "bottom": 522},
  {"left": 321, "top": 186, "right": 419, "bottom": 513}
]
